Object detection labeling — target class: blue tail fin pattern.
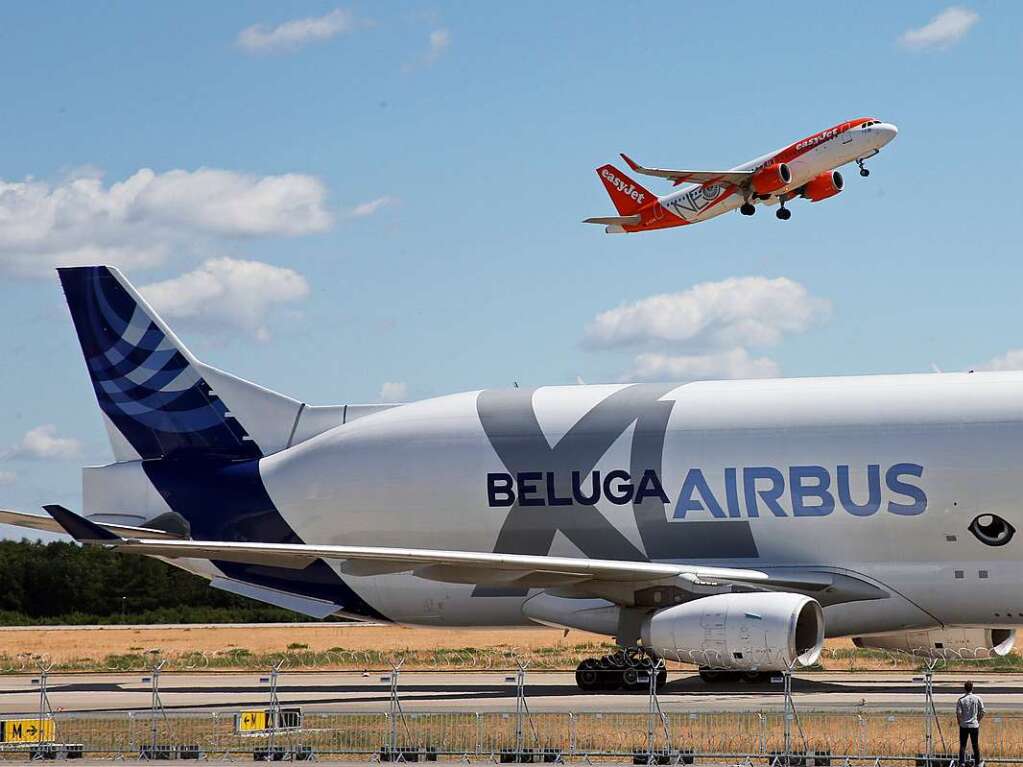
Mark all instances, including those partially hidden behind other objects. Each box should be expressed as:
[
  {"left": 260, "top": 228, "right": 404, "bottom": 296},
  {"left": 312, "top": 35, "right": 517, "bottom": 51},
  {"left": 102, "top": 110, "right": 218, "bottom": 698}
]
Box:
[
  {"left": 57, "top": 265, "right": 384, "bottom": 621},
  {"left": 58, "top": 266, "right": 262, "bottom": 461}
]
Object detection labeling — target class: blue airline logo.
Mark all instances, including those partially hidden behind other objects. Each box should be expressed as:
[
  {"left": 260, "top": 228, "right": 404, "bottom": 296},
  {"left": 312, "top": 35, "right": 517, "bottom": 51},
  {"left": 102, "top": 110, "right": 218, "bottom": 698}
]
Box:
[{"left": 486, "top": 463, "right": 926, "bottom": 518}]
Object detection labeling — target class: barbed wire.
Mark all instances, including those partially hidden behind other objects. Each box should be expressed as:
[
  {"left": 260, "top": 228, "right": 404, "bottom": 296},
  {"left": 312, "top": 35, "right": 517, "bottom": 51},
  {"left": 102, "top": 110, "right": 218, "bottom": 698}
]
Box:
[{"left": 0, "top": 641, "right": 1017, "bottom": 674}]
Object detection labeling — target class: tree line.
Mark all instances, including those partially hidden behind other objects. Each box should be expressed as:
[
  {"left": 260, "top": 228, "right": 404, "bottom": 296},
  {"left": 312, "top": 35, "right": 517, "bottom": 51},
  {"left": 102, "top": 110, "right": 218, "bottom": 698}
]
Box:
[{"left": 0, "top": 539, "right": 328, "bottom": 625}]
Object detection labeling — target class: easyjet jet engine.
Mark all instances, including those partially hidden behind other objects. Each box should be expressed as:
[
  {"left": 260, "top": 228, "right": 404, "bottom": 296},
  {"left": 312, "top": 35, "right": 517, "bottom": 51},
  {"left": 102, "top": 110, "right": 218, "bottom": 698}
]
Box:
[
  {"left": 801, "top": 170, "right": 844, "bottom": 202},
  {"left": 751, "top": 162, "right": 792, "bottom": 195},
  {"left": 852, "top": 628, "right": 1016, "bottom": 659},
  {"left": 641, "top": 593, "right": 825, "bottom": 671}
]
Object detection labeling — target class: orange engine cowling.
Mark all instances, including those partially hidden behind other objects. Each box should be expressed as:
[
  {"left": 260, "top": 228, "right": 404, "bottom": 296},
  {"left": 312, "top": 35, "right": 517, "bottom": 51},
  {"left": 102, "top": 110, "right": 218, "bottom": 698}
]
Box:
[
  {"left": 802, "top": 170, "right": 844, "bottom": 202},
  {"left": 751, "top": 162, "right": 792, "bottom": 195}
]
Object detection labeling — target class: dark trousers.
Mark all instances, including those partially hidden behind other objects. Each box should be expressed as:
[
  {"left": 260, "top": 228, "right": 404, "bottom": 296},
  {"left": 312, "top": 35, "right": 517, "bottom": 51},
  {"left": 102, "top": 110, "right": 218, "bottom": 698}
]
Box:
[{"left": 959, "top": 726, "right": 980, "bottom": 765}]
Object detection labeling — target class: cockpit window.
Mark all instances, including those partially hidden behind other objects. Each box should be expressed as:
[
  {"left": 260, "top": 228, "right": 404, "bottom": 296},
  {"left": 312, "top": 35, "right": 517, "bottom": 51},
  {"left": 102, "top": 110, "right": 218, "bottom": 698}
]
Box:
[{"left": 969, "top": 513, "right": 1015, "bottom": 546}]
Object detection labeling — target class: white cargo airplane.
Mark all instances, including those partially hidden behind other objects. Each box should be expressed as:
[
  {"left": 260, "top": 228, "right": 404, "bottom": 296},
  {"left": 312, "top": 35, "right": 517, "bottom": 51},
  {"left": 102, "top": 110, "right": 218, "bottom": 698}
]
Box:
[
  {"left": 585, "top": 117, "right": 898, "bottom": 233},
  {"left": 2, "top": 266, "right": 1018, "bottom": 691}
]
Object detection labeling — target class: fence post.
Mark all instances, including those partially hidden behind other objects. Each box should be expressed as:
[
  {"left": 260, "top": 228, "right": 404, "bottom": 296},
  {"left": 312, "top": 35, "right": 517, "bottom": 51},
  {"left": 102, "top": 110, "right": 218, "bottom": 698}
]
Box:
[
  {"left": 475, "top": 712, "right": 482, "bottom": 758},
  {"left": 568, "top": 713, "right": 576, "bottom": 757},
  {"left": 783, "top": 668, "right": 793, "bottom": 763}
]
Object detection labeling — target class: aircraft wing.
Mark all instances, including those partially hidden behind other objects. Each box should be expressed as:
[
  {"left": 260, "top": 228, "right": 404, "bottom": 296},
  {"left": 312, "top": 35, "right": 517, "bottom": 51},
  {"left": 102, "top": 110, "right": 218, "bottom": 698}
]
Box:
[
  {"left": 41, "top": 505, "right": 881, "bottom": 607},
  {"left": 0, "top": 508, "right": 182, "bottom": 540},
  {"left": 41, "top": 504, "right": 780, "bottom": 597},
  {"left": 620, "top": 153, "right": 751, "bottom": 187}
]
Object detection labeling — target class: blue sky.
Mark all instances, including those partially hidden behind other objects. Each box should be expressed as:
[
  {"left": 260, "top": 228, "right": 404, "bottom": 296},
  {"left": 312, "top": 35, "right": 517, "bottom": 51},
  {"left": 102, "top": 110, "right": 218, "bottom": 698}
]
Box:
[{"left": 0, "top": 2, "right": 1020, "bottom": 528}]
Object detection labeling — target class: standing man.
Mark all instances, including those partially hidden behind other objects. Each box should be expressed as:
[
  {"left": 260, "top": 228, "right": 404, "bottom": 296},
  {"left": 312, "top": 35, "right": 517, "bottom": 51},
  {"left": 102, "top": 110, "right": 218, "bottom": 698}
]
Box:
[{"left": 956, "top": 680, "right": 985, "bottom": 767}]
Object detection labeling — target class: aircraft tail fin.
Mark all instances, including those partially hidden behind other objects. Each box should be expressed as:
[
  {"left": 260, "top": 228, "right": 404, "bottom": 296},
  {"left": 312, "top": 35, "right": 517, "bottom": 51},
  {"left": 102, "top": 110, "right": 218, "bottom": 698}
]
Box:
[
  {"left": 58, "top": 266, "right": 318, "bottom": 462},
  {"left": 595, "top": 164, "right": 656, "bottom": 215}
]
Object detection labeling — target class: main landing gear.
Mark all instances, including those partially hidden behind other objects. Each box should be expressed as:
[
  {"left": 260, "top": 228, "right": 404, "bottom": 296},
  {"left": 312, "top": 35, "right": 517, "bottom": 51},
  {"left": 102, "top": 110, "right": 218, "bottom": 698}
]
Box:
[
  {"left": 575, "top": 648, "right": 668, "bottom": 692},
  {"left": 857, "top": 158, "right": 870, "bottom": 177},
  {"left": 776, "top": 199, "right": 792, "bottom": 220},
  {"left": 740, "top": 202, "right": 756, "bottom": 216}
]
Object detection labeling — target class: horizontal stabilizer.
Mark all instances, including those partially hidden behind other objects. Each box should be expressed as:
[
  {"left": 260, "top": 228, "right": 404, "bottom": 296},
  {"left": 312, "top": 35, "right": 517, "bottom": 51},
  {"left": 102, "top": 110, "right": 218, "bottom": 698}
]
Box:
[
  {"left": 0, "top": 508, "right": 182, "bottom": 539},
  {"left": 45, "top": 504, "right": 121, "bottom": 541},
  {"left": 582, "top": 215, "right": 642, "bottom": 226}
]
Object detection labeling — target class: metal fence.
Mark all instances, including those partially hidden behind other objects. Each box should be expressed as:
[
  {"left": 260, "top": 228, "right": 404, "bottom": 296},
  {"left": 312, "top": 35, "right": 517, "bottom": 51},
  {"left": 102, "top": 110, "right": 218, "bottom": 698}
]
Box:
[{"left": 3, "top": 710, "right": 1023, "bottom": 762}]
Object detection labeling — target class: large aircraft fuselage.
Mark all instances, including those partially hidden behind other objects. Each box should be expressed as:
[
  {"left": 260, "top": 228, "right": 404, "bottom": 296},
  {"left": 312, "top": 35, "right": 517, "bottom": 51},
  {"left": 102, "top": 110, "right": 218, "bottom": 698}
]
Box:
[{"left": 252, "top": 372, "right": 1023, "bottom": 635}]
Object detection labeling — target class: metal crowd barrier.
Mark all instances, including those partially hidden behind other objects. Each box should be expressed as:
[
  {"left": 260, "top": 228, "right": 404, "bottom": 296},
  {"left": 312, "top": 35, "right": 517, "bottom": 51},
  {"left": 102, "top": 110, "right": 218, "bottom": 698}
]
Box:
[{"left": 2, "top": 711, "right": 1023, "bottom": 762}]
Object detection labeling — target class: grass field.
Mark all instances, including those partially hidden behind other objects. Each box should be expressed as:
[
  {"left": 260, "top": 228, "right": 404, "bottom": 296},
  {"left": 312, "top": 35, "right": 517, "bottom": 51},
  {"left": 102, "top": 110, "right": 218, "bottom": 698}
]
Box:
[{"left": 1, "top": 624, "right": 1020, "bottom": 673}]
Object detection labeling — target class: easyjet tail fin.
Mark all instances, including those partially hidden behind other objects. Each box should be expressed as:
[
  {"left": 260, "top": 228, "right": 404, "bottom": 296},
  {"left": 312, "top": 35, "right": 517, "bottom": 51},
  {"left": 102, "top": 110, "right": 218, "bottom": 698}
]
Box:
[{"left": 594, "top": 164, "right": 655, "bottom": 215}]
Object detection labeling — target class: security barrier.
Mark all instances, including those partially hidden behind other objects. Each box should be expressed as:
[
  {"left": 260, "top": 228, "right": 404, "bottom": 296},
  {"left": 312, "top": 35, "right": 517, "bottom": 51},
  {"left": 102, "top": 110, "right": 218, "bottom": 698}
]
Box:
[
  {"left": 3, "top": 643, "right": 1022, "bottom": 675},
  {"left": 1, "top": 710, "right": 1023, "bottom": 762}
]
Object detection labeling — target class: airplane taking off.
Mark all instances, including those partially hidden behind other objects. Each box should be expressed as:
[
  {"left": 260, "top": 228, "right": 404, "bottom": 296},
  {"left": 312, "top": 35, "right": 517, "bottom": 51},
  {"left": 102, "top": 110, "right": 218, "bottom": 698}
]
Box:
[
  {"left": 4, "top": 265, "right": 1021, "bottom": 693},
  {"left": 584, "top": 117, "right": 898, "bottom": 233}
]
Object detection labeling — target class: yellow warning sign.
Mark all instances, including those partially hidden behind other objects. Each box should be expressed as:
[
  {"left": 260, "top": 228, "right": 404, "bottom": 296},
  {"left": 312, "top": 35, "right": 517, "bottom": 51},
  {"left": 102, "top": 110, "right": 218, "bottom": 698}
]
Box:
[
  {"left": 236, "top": 710, "right": 267, "bottom": 733},
  {"left": 1, "top": 718, "right": 54, "bottom": 743}
]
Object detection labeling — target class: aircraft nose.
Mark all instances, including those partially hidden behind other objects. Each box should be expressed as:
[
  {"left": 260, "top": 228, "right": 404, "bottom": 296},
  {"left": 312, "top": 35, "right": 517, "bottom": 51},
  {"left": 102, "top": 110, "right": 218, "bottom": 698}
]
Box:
[{"left": 878, "top": 123, "right": 898, "bottom": 143}]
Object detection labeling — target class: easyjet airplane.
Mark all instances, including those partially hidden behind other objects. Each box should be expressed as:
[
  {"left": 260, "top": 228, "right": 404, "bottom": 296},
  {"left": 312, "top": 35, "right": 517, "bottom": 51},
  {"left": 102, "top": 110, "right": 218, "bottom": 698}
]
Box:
[{"left": 584, "top": 118, "right": 898, "bottom": 233}]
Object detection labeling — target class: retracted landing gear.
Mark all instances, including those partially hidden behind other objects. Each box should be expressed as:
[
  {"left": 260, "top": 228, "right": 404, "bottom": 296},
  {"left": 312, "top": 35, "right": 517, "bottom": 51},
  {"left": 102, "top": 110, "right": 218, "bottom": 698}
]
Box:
[
  {"left": 857, "top": 158, "right": 870, "bottom": 177},
  {"left": 740, "top": 202, "right": 756, "bottom": 216},
  {"left": 575, "top": 648, "right": 667, "bottom": 692}
]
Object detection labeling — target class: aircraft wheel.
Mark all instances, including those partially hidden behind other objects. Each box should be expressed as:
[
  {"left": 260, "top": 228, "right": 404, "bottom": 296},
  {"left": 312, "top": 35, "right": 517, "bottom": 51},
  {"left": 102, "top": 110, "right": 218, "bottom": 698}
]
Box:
[
  {"left": 599, "top": 669, "right": 624, "bottom": 691},
  {"left": 622, "top": 667, "right": 642, "bottom": 690},
  {"left": 657, "top": 668, "right": 668, "bottom": 690},
  {"left": 860, "top": 168, "right": 870, "bottom": 177},
  {"left": 776, "top": 207, "right": 792, "bottom": 221},
  {"left": 740, "top": 203, "right": 756, "bottom": 216},
  {"left": 576, "top": 667, "right": 599, "bottom": 690},
  {"left": 576, "top": 658, "right": 600, "bottom": 691}
]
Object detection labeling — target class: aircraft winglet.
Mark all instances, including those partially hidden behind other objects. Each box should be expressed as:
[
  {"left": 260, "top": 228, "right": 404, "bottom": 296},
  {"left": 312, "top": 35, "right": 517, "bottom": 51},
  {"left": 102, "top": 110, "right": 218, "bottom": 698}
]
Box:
[
  {"left": 44, "top": 504, "right": 122, "bottom": 542},
  {"left": 620, "top": 153, "right": 642, "bottom": 172}
]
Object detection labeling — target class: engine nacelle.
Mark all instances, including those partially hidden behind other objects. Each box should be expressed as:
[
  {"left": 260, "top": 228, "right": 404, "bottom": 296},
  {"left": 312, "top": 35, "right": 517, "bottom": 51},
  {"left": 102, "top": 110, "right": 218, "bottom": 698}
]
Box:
[
  {"left": 751, "top": 162, "right": 792, "bottom": 195},
  {"left": 801, "top": 170, "right": 844, "bottom": 202},
  {"left": 641, "top": 593, "right": 824, "bottom": 671},
  {"left": 853, "top": 628, "right": 1016, "bottom": 659}
]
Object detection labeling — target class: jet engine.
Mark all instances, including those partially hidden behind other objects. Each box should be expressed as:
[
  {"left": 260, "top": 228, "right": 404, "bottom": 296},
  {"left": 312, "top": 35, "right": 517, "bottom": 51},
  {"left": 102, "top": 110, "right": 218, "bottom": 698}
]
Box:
[
  {"left": 801, "top": 170, "right": 844, "bottom": 202},
  {"left": 751, "top": 162, "right": 792, "bottom": 195},
  {"left": 641, "top": 593, "right": 825, "bottom": 671},
  {"left": 853, "top": 628, "right": 1016, "bottom": 659}
]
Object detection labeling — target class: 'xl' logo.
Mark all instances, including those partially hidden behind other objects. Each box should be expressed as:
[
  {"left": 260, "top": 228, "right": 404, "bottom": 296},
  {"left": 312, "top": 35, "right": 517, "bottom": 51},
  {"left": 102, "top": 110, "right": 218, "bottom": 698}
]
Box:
[{"left": 474, "top": 384, "right": 758, "bottom": 596}]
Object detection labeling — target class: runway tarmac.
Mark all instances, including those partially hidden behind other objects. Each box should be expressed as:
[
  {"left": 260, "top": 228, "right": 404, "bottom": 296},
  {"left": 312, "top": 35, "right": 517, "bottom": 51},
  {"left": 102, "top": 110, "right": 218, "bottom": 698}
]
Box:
[{"left": 2, "top": 670, "right": 1022, "bottom": 715}]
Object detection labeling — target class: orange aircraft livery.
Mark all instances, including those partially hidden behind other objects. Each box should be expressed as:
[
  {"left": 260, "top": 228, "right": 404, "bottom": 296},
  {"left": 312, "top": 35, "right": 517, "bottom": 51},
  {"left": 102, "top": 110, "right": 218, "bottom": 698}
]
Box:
[{"left": 584, "top": 118, "right": 898, "bottom": 233}]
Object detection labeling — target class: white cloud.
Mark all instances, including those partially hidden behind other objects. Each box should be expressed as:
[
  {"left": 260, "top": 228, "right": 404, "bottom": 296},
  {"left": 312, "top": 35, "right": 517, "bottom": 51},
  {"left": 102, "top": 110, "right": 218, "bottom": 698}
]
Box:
[
  {"left": 0, "top": 168, "right": 331, "bottom": 277},
  {"left": 0, "top": 470, "right": 16, "bottom": 486},
  {"left": 584, "top": 276, "right": 829, "bottom": 384},
  {"left": 976, "top": 349, "right": 1023, "bottom": 371},
  {"left": 426, "top": 28, "right": 450, "bottom": 63},
  {"left": 237, "top": 9, "right": 357, "bottom": 54},
  {"left": 379, "top": 381, "right": 408, "bottom": 401},
  {"left": 583, "top": 277, "right": 830, "bottom": 352},
  {"left": 349, "top": 196, "right": 399, "bottom": 218},
  {"left": 899, "top": 6, "right": 979, "bottom": 50},
  {"left": 624, "top": 348, "right": 780, "bottom": 383},
  {"left": 141, "top": 258, "right": 310, "bottom": 342},
  {"left": 406, "top": 27, "right": 450, "bottom": 70},
  {"left": 11, "top": 425, "right": 81, "bottom": 460}
]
